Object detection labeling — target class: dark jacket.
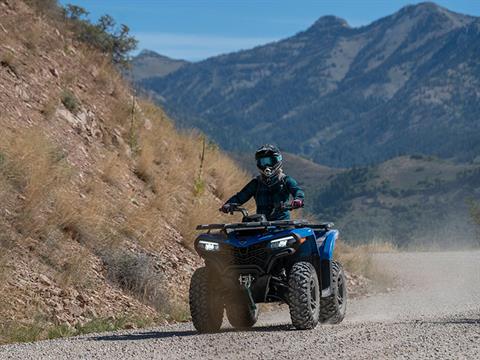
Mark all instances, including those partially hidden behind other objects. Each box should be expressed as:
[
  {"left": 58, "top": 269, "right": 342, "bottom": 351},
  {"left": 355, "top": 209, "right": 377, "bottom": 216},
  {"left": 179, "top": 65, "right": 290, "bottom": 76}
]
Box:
[{"left": 226, "top": 174, "right": 305, "bottom": 220}]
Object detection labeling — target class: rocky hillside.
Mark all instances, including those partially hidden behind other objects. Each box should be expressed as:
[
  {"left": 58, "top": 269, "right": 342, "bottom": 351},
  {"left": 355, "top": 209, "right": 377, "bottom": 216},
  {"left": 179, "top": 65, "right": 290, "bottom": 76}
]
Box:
[
  {"left": 140, "top": 2, "right": 480, "bottom": 167},
  {"left": 0, "top": 0, "right": 249, "bottom": 343}
]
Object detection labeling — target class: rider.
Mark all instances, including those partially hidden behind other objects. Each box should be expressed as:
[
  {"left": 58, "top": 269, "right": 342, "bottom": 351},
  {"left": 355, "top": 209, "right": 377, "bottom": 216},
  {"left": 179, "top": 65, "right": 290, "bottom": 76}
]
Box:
[{"left": 220, "top": 144, "right": 304, "bottom": 221}]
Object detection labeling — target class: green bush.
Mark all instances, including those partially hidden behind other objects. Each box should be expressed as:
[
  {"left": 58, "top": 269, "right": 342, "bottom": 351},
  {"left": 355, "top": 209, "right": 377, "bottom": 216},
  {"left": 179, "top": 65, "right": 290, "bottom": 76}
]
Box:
[
  {"left": 25, "top": 2, "right": 137, "bottom": 67},
  {"left": 64, "top": 6, "right": 138, "bottom": 67},
  {"left": 61, "top": 90, "right": 79, "bottom": 113}
]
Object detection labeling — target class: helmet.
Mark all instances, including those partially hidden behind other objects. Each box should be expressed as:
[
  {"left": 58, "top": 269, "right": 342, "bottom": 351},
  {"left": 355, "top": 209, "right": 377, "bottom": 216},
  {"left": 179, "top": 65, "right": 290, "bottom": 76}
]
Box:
[{"left": 255, "top": 144, "right": 283, "bottom": 182}]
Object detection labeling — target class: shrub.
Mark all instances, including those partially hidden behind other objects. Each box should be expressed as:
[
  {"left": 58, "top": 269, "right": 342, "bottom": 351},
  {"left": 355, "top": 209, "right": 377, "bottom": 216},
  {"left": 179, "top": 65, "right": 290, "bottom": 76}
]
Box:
[
  {"left": 64, "top": 6, "right": 138, "bottom": 67},
  {"left": 61, "top": 89, "right": 79, "bottom": 113},
  {"left": 102, "top": 250, "right": 169, "bottom": 312}
]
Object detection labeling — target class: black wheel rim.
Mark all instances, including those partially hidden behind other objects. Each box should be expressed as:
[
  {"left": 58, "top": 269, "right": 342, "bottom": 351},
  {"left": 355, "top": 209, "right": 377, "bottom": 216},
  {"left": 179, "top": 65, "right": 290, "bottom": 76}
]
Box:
[{"left": 309, "top": 276, "right": 318, "bottom": 312}]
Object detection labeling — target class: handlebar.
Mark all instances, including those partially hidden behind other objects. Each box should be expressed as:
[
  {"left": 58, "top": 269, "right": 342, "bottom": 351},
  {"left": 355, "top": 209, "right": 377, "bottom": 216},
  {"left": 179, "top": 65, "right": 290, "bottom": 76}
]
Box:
[
  {"left": 221, "top": 203, "right": 249, "bottom": 217},
  {"left": 220, "top": 202, "right": 303, "bottom": 217}
]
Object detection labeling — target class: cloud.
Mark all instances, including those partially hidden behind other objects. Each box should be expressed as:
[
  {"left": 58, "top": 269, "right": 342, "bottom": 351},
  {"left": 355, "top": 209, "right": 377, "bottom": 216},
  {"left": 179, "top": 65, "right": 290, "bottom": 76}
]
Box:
[{"left": 132, "top": 32, "right": 279, "bottom": 61}]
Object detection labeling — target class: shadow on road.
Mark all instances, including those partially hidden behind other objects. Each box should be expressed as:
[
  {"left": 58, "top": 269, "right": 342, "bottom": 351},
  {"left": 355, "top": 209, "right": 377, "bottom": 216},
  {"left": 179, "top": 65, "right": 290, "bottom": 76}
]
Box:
[{"left": 92, "top": 324, "right": 293, "bottom": 342}]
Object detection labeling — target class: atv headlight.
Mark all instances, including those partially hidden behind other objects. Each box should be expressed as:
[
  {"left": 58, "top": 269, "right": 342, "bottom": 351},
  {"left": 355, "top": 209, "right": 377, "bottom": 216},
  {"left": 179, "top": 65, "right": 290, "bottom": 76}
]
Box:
[
  {"left": 269, "top": 236, "right": 295, "bottom": 249},
  {"left": 197, "top": 240, "right": 220, "bottom": 251}
]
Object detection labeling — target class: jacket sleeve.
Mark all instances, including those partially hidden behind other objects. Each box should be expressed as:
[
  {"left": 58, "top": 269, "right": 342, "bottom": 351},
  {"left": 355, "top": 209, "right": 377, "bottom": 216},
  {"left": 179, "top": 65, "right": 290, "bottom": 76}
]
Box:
[
  {"left": 225, "top": 178, "right": 257, "bottom": 205},
  {"left": 285, "top": 176, "right": 305, "bottom": 200}
]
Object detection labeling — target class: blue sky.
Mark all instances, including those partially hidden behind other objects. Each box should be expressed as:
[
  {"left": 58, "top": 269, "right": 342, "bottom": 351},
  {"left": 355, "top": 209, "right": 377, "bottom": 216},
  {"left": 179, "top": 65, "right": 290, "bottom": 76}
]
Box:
[{"left": 59, "top": 0, "right": 479, "bottom": 61}]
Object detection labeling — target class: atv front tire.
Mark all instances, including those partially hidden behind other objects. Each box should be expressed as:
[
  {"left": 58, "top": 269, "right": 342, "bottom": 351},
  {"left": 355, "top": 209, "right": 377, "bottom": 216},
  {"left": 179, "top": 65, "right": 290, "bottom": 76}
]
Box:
[
  {"left": 288, "top": 261, "right": 320, "bottom": 330},
  {"left": 319, "top": 261, "right": 347, "bottom": 324},
  {"left": 189, "top": 267, "right": 223, "bottom": 333},
  {"left": 226, "top": 292, "right": 258, "bottom": 329}
]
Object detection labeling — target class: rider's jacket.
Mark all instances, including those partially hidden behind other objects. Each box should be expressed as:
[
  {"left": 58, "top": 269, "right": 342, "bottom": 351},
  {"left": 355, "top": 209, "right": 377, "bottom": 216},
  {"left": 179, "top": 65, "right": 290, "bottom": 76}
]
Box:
[{"left": 225, "top": 173, "right": 305, "bottom": 221}]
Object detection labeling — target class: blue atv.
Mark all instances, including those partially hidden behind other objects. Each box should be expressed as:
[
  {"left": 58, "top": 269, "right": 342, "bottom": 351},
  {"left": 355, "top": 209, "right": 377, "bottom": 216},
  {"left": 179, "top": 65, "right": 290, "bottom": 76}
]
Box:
[{"left": 189, "top": 204, "right": 347, "bottom": 332}]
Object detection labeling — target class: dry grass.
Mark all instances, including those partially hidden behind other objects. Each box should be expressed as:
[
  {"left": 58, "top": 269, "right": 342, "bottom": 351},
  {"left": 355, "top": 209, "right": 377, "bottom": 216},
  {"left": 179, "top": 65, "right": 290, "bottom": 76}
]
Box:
[
  {"left": 99, "top": 153, "right": 125, "bottom": 187},
  {"left": 56, "top": 248, "right": 91, "bottom": 288},
  {"left": 120, "top": 200, "right": 167, "bottom": 249},
  {"left": 41, "top": 96, "right": 58, "bottom": 120},
  {"left": 0, "top": 128, "right": 70, "bottom": 236},
  {"left": 336, "top": 240, "right": 395, "bottom": 290},
  {"left": 206, "top": 149, "right": 250, "bottom": 201},
  {"left": 134, "top": 141, "right": 156, "bottom": 184},
  {"left": 23, "top": 24, "right": 42, "bottom": 52},
  {"left": 0, "top": 51, "right": 19, "bottom": 76}
]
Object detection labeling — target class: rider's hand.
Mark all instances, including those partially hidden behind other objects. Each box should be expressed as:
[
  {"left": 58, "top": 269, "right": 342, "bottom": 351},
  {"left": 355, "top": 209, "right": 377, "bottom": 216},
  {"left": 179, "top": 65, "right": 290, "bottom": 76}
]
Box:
[
  {"left": 220, "top": 203, "right": 231, "bottom": 213},
  {"left": 290, "top": 199, "right": 304, "bottom": 209}
]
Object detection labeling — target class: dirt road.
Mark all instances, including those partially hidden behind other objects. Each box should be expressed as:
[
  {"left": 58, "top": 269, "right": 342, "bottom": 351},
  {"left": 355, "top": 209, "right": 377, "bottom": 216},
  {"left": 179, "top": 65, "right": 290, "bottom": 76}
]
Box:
[{"left": 1, "top": 251, "right": 479, "bottom": 360}]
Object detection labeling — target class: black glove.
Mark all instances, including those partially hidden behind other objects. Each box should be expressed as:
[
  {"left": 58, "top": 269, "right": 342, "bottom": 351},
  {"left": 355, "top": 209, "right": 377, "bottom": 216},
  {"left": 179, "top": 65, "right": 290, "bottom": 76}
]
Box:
[{"left": 220, "top": 203, "right": 232, "bottom": 213}]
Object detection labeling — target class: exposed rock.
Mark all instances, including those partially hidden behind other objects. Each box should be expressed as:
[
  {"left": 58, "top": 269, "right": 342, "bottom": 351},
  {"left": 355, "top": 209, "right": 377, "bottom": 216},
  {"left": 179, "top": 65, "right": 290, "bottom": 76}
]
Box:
[
  {"left": 49, "top": 67, "right": 59, "bottom": 78},
  {"left": 38, "top": 274, "right": 53, "bottom": 286}
]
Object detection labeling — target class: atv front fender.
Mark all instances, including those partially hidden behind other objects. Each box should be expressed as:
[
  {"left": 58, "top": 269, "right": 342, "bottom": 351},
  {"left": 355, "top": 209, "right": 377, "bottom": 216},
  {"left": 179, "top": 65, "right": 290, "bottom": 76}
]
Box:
[
  {"left": 318, "top": 230, "right": 339, "bottom": 297},
  {"left": 319, "top": 230, "right": 338, "bottom": 261}
]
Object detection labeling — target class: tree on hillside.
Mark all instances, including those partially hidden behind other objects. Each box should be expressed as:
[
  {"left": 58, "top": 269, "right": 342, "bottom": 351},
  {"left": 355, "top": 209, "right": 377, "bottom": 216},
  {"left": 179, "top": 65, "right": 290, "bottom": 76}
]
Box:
[{"left": 61, "top": 4, "right": 138, "bottom": 67}]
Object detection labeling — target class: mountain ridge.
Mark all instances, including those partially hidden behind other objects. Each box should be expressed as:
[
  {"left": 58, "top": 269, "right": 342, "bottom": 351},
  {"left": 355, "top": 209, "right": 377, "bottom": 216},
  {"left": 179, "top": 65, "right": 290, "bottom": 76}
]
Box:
[{"left": 138, "top": 2, "right": 479, "bottom": 167}]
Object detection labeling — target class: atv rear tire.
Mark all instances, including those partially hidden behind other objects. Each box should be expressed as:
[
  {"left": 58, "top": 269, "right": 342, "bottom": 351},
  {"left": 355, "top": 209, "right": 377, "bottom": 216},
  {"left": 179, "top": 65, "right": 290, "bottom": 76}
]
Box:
[
  {"left": 319, "top": 261, "right": 347, "bottom": 324},
  {"left": 226, "top": 292, "right": 258, "bottom": 329},
  {"left": 189, "top": 267, "right": 223, "bottom": 333},
  {"left": 288, "top": 261, "right": 320, "bottom": 330}
]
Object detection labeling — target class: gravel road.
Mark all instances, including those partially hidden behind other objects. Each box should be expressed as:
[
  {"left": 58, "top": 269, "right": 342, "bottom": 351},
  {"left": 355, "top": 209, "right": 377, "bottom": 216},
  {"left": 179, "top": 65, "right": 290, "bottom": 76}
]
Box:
[{"left": 1, "top": 251, "right": 479, "bottom": 360}]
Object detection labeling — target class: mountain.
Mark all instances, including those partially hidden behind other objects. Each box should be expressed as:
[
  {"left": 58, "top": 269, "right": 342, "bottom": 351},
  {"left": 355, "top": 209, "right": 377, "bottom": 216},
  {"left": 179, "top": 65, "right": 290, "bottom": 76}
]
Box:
[
  {"left": 139, "top": 2, "right": 480, "bottom": 167},
  {"left": 130, "top": 50, "right": 188, "bottom": 81}
]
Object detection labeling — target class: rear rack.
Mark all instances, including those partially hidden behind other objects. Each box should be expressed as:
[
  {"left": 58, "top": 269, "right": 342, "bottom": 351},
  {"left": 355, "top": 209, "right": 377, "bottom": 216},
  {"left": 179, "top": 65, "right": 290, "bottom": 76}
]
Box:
[{"left": 196, "top": 220, "right": 333, "bottom": 231}]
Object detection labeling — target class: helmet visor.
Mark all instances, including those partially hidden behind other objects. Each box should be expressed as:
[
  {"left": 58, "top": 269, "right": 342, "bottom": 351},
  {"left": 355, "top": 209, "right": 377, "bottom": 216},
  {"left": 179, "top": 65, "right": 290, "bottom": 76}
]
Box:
[{"left": 256, "top": 155, "right": 281, "bottom": 170}]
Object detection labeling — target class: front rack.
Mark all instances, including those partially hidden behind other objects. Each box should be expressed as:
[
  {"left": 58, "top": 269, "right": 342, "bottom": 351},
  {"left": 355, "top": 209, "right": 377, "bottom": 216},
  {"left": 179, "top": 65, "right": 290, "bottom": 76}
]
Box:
[{"left": 196, "top": 220, "right": 333, "bottom": 231}]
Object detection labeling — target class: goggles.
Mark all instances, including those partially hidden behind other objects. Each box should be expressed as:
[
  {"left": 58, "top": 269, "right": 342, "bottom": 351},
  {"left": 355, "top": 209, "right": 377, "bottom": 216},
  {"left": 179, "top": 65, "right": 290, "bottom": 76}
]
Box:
[{"left": 256, "top": 155, "right": 282, "bottom": 169}]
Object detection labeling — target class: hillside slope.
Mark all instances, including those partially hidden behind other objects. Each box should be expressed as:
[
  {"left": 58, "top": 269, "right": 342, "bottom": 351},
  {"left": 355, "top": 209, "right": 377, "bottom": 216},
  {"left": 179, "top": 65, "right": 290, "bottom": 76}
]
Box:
[
  {"left": 140, "top": 2, "right": 480, "bottom": 167},
  {"left": 0, "top": 0, "right": 249, "bottom": 342},
  {"left": 313, "top": 155, "right": 480, "bottom": 246}
]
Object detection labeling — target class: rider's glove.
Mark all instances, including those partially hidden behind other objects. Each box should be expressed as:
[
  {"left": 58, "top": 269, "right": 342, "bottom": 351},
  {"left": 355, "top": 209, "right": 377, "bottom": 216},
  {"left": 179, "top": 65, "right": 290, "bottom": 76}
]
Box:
[
  {"left": 220, "top": 203, "right": 232, "bottom": 213},
  {"left": 290, "top": 199, "right": 304, "bottom": 209}
]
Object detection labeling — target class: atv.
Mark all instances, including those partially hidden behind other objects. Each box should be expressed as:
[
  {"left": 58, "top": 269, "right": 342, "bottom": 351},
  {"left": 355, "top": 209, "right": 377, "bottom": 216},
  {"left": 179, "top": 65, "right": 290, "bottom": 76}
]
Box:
[{"left": 189, "top": 204, "right": 347, "bottom": 332}]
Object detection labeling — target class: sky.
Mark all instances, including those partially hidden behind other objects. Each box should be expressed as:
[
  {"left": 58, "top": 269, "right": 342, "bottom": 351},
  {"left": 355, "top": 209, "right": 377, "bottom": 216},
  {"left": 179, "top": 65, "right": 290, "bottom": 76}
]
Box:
[{"left": 58, "top": 0, "right": 480, "bottom": 61}]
